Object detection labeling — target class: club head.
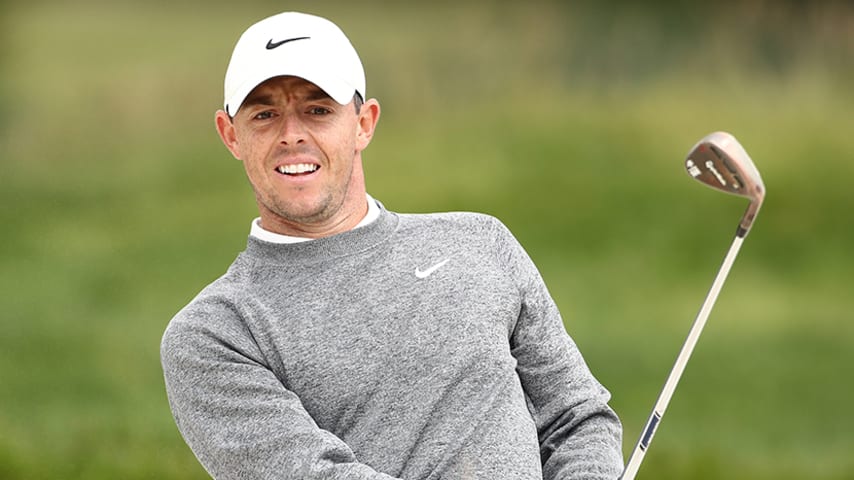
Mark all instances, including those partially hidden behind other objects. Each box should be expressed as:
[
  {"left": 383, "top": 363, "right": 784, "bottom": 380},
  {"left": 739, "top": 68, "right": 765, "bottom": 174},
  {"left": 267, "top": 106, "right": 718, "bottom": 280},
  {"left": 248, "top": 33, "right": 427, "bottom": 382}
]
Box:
[{"left": 685, "top": 131, "right": 766, "bottom": 237}]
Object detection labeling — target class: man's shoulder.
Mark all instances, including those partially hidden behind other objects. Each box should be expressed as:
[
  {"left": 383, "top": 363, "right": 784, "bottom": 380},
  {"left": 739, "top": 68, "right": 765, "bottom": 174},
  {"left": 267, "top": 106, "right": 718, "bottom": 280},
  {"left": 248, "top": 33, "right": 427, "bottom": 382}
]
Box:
[
  {"left": 394, "top": 210, "right": 506, "bottom": 234},
  {"left": 388, "top": 210, "right": 523, "bottom": 251}
]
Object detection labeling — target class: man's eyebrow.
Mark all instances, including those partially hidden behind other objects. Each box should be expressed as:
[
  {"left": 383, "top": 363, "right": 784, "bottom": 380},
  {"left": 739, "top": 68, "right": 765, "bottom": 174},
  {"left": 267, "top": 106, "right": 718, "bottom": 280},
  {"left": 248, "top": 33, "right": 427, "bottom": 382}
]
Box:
[
  {"left": 241, "top": 94, "right": 275, "bottom": 108},
  {"left": 243, "top": 90, "right": 333, "bottom": 106}
]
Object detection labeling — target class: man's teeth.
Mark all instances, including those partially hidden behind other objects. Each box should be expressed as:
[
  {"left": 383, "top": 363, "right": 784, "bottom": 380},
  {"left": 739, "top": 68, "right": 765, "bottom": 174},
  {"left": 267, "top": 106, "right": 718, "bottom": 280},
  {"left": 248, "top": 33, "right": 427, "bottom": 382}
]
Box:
[{"left": 277, "top": 164, "right": 319, "bottom": 175}]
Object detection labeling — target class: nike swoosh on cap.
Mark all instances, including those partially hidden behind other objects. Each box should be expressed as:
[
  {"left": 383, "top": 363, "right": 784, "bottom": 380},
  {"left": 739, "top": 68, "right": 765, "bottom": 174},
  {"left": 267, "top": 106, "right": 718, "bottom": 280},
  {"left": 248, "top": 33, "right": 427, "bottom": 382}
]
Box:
[{"left": 266, "top": 36, "right": 311, "bottom": 50}]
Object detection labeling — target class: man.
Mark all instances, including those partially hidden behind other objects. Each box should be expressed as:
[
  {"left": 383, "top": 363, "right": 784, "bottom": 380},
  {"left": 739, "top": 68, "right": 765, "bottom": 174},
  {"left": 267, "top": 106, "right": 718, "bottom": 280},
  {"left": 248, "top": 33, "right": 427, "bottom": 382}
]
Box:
[{"left": 161, "top": 11, "right": 623, "bottom": 480}]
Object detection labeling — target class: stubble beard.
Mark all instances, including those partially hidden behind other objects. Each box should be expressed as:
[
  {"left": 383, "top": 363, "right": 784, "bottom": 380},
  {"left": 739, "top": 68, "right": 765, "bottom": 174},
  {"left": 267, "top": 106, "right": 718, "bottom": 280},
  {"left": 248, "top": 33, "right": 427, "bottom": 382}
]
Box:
[
  {"left": 265, "top": 190, "right": 338, "bottom": 226},
  {"left": 256, "top": 169, "right": 353, "bottom": 231}
]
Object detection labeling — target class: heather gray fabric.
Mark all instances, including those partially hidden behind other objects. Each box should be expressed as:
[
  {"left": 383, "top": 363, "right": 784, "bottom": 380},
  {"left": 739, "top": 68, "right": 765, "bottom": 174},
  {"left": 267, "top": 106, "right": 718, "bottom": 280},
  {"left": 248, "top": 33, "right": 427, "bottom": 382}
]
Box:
[{"left": 161, "top": 203, "right": 623, "bottom": 479}]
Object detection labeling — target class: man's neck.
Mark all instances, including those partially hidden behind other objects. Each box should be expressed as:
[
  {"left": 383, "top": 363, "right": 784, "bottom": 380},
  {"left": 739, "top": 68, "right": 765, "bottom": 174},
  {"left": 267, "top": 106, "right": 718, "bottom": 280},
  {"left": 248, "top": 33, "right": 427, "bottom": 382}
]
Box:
[{"left": 251, "top": 194, "right": 380, "bottom": 244}]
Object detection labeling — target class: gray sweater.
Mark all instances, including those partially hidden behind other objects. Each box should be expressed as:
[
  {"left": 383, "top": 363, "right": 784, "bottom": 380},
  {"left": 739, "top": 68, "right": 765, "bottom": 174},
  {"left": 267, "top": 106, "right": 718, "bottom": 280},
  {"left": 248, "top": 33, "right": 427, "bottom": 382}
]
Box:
[{"left": 161, "top": 204, "right": 623, "bottom": 479}]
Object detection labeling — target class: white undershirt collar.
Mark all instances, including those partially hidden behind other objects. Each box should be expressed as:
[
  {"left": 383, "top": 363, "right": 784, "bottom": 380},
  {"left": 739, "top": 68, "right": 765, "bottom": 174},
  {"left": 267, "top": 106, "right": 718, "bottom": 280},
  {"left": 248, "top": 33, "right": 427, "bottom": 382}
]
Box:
[{"left": 249, "top": 194, "right": 380, "bottom": 244}]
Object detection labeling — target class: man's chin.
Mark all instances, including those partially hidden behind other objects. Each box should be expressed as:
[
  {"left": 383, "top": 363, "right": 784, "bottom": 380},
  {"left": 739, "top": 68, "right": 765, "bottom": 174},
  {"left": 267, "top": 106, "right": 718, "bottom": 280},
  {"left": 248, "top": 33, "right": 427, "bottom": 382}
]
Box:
[{"left": 258, "top": 197, "right": 339, "bottom": 232}]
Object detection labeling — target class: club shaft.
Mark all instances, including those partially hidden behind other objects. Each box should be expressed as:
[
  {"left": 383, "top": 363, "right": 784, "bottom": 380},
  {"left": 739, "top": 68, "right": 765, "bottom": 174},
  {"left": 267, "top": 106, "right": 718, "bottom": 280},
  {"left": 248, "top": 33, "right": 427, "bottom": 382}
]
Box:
[{"left": 621, "top": 234, "right": 745, "bottom": 480}]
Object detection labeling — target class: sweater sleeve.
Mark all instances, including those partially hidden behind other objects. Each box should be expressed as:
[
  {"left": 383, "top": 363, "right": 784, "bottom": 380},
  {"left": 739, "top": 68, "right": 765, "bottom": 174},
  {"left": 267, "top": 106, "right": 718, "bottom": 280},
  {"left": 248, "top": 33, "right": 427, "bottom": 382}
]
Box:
[
  {"left": 493, "top": 219, "right": 624, "bottom": 479},
  {"left": 160, "top": 304, "right": 400, "bottom": 480}
]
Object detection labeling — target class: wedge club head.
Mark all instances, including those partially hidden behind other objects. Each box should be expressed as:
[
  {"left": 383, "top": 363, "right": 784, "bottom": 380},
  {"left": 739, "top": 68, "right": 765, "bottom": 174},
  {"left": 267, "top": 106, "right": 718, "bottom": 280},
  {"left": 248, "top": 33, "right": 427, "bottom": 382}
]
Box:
[{"left": 685, "top": 131, "right": 766, "bottom": 237}]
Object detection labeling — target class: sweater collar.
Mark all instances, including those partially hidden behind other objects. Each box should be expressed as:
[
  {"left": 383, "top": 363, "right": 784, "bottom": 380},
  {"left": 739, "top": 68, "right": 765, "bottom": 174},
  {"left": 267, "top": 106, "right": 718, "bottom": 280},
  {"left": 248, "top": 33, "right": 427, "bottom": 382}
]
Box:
[{"left": 240, "top": 201, "right": 398, "bottom": 266}]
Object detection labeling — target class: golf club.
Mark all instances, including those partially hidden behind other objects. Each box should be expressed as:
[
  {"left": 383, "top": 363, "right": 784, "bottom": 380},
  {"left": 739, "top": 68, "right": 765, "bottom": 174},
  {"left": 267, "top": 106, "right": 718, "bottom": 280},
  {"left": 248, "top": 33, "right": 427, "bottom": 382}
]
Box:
[{"left": 621, "top": 131, "right": 765, "bottom": 479}]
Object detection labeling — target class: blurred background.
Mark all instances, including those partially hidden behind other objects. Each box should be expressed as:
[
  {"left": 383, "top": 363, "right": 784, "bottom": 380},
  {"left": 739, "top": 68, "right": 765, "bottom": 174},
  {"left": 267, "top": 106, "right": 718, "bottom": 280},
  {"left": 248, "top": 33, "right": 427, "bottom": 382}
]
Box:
[{"left": 2, "top": 0, "right": 852, "bottom": 478}]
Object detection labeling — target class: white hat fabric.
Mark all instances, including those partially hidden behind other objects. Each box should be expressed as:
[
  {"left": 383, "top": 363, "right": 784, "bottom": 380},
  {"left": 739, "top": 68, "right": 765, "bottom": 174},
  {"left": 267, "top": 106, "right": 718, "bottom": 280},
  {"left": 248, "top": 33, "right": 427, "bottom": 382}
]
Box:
[{"left": 223, "top": 12, "right": 365, "bottom": 115}]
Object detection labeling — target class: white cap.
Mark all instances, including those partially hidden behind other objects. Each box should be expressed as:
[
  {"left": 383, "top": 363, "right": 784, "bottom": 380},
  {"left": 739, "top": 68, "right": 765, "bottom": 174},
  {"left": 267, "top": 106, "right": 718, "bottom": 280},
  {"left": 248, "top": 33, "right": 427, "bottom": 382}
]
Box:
[{"left": 223, "top": 12, "right": 365, "bottom": 116}]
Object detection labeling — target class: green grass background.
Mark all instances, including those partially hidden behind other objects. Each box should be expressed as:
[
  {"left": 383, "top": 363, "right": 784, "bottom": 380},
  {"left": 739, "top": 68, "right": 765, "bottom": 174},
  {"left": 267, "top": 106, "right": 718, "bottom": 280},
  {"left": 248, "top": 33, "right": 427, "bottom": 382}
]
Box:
[{"left": 2, "top": 1, "right": 853, "bottom": 478}]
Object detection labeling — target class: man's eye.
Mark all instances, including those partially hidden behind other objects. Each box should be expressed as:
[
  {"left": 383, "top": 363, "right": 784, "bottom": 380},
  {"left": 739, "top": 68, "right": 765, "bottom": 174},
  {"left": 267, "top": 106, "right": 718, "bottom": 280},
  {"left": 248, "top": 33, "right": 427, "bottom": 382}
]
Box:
[
  {"left": 254, "top": 111, "right": 274, "bottom": 120},
  {"left": 308, "top": 107, "right": 331, "bottom": 115}
]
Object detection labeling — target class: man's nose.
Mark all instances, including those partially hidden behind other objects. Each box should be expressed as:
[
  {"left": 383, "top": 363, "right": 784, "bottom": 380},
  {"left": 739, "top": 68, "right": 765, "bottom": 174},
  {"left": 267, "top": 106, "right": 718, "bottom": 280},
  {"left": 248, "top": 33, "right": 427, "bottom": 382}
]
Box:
[{"left": 278, "top": 114, "right": 306, "bottom": 145}]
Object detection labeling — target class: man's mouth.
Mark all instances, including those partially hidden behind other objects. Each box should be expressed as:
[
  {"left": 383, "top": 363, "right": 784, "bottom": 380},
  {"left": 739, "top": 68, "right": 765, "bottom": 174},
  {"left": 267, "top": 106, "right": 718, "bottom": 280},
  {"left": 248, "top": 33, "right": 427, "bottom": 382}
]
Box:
[{"left": 275, "top": 163, "right": 320, "bottom": 176}]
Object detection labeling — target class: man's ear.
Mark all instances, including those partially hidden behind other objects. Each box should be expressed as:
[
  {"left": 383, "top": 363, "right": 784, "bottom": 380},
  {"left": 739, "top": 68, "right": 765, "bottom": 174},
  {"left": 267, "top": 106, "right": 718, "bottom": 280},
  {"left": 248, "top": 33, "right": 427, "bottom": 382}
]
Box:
[
  {"left": 355, "top": 99, "right": 381, "bottom": 152},
  {"left": 215, "top": 110, "right": 242, "bottom": 160}
]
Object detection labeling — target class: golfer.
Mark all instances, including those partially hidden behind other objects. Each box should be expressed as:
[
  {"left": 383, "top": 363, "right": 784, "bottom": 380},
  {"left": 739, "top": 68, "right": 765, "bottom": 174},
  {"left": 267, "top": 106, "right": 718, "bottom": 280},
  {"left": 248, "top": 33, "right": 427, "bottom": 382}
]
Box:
[{"left": 161, "top": 11, "right": 623, "bottom": 480}]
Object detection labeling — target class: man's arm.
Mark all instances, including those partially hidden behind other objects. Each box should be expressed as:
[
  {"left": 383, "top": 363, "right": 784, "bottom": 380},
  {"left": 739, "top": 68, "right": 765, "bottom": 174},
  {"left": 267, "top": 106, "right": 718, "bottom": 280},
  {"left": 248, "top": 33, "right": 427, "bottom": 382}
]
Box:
[
  {"left": 493, "top": 220, "right": 624, "bottom": 479},
  {"left": 160, "top": 306, "right": 400, "bottom": 480}
]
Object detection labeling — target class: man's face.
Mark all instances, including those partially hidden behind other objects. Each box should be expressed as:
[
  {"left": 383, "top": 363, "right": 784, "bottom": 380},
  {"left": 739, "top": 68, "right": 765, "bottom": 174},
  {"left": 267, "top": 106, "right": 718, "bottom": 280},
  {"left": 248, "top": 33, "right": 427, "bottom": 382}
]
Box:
[{"left": 216, "top": 76, "right": 379, "bottom": 237}]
